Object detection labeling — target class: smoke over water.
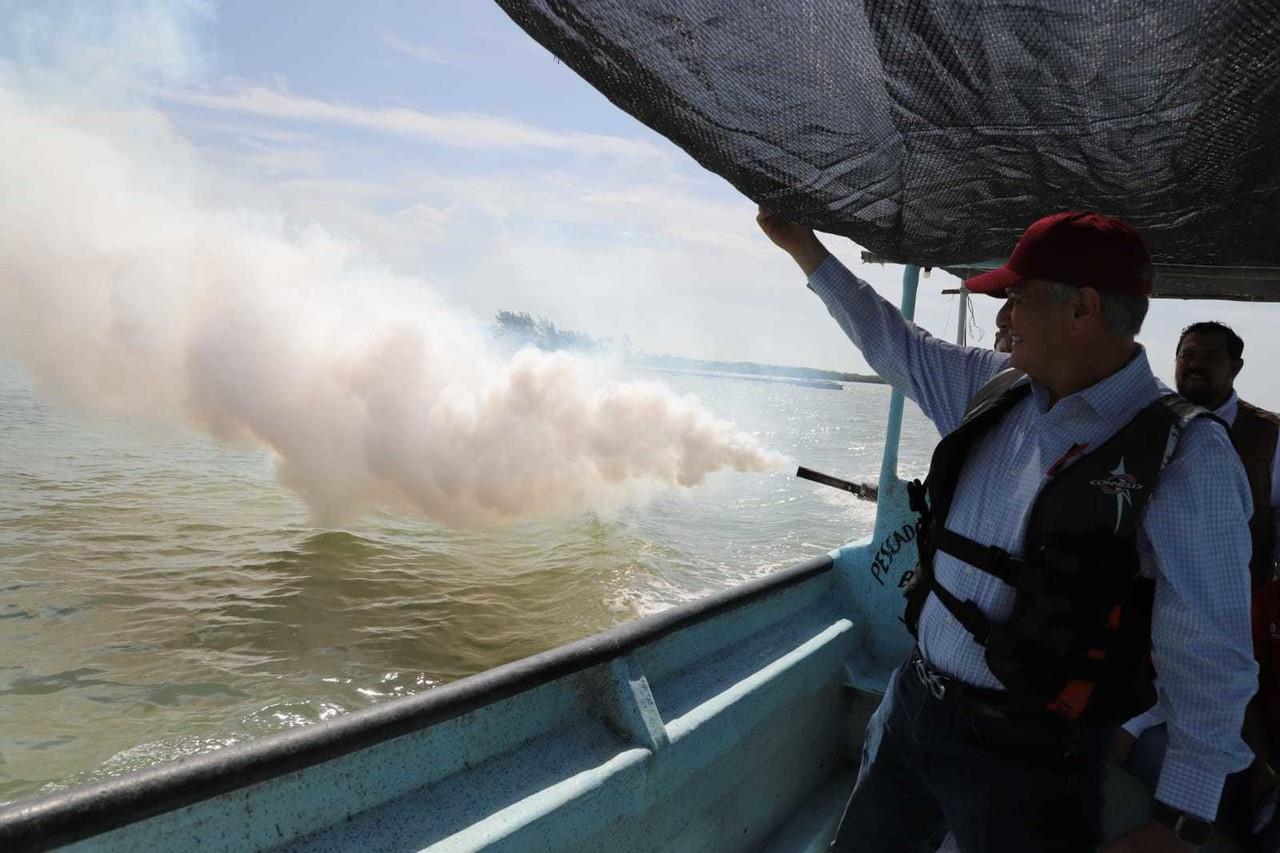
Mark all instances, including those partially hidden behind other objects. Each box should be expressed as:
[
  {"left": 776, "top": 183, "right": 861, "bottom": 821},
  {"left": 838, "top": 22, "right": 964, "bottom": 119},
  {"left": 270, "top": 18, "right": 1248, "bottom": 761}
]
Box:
[{"left": 0, "top": 83, "right": 783, "bottom": 526}]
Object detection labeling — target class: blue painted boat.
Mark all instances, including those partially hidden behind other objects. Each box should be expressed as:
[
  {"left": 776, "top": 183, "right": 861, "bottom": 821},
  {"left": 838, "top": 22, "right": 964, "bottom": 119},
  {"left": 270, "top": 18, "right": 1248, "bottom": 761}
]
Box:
[{"left": 4, "top": 2, "right": 1278, "bottom": 850}]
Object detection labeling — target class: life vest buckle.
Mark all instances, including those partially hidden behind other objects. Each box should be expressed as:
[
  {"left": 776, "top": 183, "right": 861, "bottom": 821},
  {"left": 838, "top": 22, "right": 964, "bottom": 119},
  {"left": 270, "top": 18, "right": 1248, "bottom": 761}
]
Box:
[
  {"left": 962, "top": 599, "right": 992, "bottom": 646},
  {"left": 984, "top": 544, "right": 1016, "bottom": 581},
  {"left": 907, "top": 479, "right": 929, "bottom": 515},
  {"left": 914, "top": 656, "right": 948, "bottom": 700}
]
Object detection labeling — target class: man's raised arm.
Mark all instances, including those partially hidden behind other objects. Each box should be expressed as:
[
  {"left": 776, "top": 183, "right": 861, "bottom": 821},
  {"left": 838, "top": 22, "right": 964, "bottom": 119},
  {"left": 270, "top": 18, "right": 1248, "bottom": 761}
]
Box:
[{"left": 756, "top": 208, "right": 1007, "bottom": 436}]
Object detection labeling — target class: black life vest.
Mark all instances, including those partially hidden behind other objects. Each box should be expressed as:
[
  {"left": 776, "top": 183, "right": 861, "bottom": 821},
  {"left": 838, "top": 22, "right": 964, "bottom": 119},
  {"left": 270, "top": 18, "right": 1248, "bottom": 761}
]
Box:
[{"left": 904, "top": 368, "right": 1215, "bottom": 726}]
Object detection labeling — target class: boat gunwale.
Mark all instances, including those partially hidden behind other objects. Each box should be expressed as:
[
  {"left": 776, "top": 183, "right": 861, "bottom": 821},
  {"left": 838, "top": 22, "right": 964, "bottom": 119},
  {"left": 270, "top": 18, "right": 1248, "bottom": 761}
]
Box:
[{"left": 0, "top": 551, "right": 836, "bottom": 851}]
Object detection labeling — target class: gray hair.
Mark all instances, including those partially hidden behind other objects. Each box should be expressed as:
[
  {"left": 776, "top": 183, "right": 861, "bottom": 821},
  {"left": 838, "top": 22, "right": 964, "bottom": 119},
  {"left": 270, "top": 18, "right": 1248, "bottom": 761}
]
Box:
[{"left": 1044, "top": 281, "right": 1148, "bottom": 338}]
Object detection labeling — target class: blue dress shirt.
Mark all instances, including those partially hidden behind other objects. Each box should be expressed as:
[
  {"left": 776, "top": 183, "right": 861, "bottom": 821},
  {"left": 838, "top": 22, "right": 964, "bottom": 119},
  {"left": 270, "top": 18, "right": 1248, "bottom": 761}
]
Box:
[
  {"left": 809, "top": 255, "right": 1256, "bottom": 820},
  {"left": 1123, "top": 391, "right": 1280, "bottom": 745}
]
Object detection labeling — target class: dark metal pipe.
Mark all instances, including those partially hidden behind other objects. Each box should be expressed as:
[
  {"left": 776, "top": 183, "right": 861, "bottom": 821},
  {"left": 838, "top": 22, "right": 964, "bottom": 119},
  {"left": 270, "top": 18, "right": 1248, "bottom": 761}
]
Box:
[{"left": 796, "top": 466, "right": 878, "bottom": 502}]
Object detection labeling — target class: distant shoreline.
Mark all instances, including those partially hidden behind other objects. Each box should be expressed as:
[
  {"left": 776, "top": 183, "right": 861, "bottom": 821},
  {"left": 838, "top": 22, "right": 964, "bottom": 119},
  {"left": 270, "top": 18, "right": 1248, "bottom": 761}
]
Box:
[
  {"left": 493, "top": 311, "right": 885, "bottom": 389},
  {"left": 631, "top": 365, "right": 846, "bottom": 390},
  {"left": 631, "top": 354, "right": 885, "bottom": 390}
]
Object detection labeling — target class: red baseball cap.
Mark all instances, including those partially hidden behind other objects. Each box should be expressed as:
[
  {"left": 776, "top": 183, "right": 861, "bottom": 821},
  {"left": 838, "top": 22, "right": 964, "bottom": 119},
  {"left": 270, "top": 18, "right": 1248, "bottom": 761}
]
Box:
[{"left": 964, "top": 211, "right": 1154, "bottom": 297}]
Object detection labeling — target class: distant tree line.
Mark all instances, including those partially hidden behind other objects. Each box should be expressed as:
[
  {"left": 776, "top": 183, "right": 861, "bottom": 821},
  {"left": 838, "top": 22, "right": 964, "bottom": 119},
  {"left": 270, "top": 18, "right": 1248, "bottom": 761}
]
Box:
[
  {"left": 492, "top": 309, "right": 882, "bottom": 384},
  {"left": 492, "top": 311, "right": 607, "bottom": 352}
]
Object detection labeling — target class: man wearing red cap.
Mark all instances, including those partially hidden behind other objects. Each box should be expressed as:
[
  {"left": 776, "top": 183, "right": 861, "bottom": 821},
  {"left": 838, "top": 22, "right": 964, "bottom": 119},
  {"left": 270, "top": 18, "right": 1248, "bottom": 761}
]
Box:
[{"left": 758, "top": 210, "right": 1256, "bottom": 852}]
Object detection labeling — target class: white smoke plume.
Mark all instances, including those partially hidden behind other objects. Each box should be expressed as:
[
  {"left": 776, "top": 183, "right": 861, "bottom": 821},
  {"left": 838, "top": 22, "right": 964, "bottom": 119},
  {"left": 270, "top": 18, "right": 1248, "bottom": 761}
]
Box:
[{"left": 0, "top": 81, "right": 783, "bottom": 527}]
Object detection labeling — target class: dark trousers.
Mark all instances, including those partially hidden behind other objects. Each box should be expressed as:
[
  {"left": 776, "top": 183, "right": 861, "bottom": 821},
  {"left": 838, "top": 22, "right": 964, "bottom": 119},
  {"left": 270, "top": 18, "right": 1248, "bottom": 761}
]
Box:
[{"left": 832, "top": 661, "right": 1108, "bottom": 853}]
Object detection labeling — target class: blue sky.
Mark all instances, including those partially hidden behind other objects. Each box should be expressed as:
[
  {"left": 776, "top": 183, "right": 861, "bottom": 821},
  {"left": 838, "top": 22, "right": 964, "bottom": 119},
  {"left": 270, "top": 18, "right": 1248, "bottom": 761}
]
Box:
[{"left": 3, "top": 0, "right": 1277, "bottom": 406}]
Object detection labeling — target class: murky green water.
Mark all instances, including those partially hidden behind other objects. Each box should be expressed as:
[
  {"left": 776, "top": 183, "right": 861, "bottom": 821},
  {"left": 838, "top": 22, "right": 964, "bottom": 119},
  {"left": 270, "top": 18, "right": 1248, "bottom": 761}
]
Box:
[{"left": 0, "top": 361, "right": 936, "bottom": 803}]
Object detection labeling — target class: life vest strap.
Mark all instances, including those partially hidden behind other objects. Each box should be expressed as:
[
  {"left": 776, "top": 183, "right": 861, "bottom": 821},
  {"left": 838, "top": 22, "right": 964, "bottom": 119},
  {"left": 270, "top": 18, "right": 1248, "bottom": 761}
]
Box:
[
  {"left": 931, "top": 526, "right": 1024, "bottom": 586},
  {"left": 928, "top": 577, "right": 993, "bottom": 646}
]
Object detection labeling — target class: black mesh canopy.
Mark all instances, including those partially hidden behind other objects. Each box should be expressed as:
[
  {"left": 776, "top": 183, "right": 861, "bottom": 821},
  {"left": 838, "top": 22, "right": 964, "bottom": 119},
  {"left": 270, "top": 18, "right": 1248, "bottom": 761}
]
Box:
[{"left": 497, "top": 1, "right": 1280, "bottom": 273}]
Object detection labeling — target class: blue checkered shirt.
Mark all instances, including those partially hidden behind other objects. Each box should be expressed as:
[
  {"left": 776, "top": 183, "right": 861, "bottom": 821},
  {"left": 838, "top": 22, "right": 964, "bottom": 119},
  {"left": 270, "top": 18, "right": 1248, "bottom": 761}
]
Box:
[{"left": 810, "top": 256, "right": 1256, "bottom": 820}]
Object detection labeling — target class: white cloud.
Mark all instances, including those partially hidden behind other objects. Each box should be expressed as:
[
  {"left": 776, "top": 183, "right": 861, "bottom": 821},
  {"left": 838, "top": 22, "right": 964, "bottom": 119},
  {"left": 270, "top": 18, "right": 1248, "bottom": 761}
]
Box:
[
  {"left": 233, "top": 145, "right": 330, "bottom": 177},
  {"left": 391, "top": 203, "right": 450, "bottom": 240},
  {"left": 175, "top": 116, "right": 316, "bottom": 145},
  {"left": 376, "top": 28, "right": 451, "bottom": 65},
  {"left": 161, "top": 85, "right": 671, "bottom": 163},
  {"left": 158, "top": 128, "right": 955, "bottom": 374},
  {"left": 7, "top": 0, "right": 213, "bottom": 91}
]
